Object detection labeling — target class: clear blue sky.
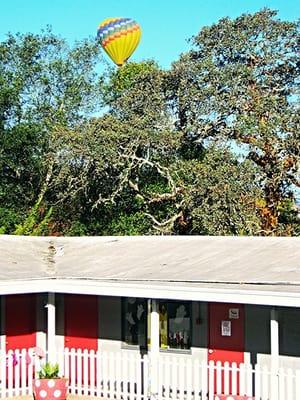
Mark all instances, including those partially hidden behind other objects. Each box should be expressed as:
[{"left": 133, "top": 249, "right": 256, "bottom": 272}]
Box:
[{"left": 0, "top": 0, "right": 299, "bottom": 68}]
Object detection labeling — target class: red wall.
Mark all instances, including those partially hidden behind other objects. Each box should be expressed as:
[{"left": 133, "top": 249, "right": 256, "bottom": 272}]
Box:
[
  {"left": 64, "top": 294, "right": 98, "bottom": 351},
  {"left": 5, "top": 294, "right": 37, "bottom": 350}
]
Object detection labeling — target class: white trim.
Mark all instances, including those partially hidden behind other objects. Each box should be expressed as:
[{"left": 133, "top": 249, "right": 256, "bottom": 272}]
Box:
[
  {"left": 36, "top": 294, "right": 47, "bottom": 352},
  {"left": 271, "top": 308, "right": 279, "bottom": 370},
  {"left": 1, "top": 279, "right": 300, "bottom": 307},
  {"left": 270, "top": 308, "right": 279, "bottom": 400},
  {"left": 150, "top": 299, "right": 159, "bottom": 400},
  {"left": 150, "top": 299, "right": 160, "bottom": 355},
  {"left": 0, "top": 296, "right": 5, "bottom": 351},
  {"left": 46, "top": 292, "right": 56, "bottom": 363}
]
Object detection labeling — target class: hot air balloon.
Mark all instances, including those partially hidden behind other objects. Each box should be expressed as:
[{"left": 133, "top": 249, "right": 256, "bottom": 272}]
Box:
[{"left": 97, "top": 17, "right": 141, "bottom": 67}]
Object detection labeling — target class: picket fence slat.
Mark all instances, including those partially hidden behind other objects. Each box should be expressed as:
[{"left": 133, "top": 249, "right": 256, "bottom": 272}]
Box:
[
  {"left": 287, "top": 368, "right": 294, "bottom": 400},
  {"left": 171, "top": 356, "right": 177, "bottom": 400},
  {"left": 143, "top": 355, "right": 149, "bottom": 400},
  {"left": 77, "top": 348, "right": 83, "bottom": 395},
  {"left": 296, "top": 370, "right": 300, "bottom": 399},
  {"left": 96, "top": 348, "right": 101, "bottom": 398},
  {"left": 232, "top": 362, "right": 237, "bottom": 396},
  {"left": 0, "top": 350, "right": 6, "bottom": 398},
  {"left": 89, "top": 349, "right": 95, "bottom": 396},
  {"left": 200, "top": 360, "right": 207, "bottom": 400},
  {"left": 179, "top": 358, "right": 185, "bottom": 400},
  {"left": 158, "top": 354, "right": 163, "bottom": 400},
  {"left": 245, "top": 363, "right": 253, "bottom": 396},
  {"left": 254, "top": 363, "right": 261, "bottom": 400},
  {"left": 186, "top": 358, "right": 192, "bottom": 400},
  {"left": 70, "top": 348, "right": 76, "bottom": 394},
  {"left": 28, "top": 349, "right": 34, "bottom": 395},
  {"left": 7, "top": 350, "right": 13, "bottom": 398},
  {"left": 239, "top": 362, "right": 245, "bottom": 395},
  {"left": 193, "top": 359, "right": 200, "bottom": 400},
  {"left": 223, "top": 361, "right": 229, "bottom": 395},
  {"left": 83, "top": 349, "right": 89, "bottom": 396},
  {"left": 136, "top": 354, "right": 142, "bottom": 400},
  {"left": 208, "top": 360, "right": 214, "bottom": 400},
  {"left": 64, "top": 348, "right": 69, "bottom": 384},
  {"left": 14, "top": 349, "right": 20, "bottom": 396},
  {"left": 216, "top": 361, "right": 222, "bottom": 395},
  {"left": 262, "top": 365, "right": 269, "bottom": 400},
  {"left": 164, "top": 356, "right": 170, "bottom": 400}
]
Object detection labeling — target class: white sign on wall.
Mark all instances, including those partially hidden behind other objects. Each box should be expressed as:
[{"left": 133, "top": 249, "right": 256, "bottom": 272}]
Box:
[
  {"left": 229, "top": 308, "right": 239, "bottom": 319},
  {"left": 221, "top": 320, "right": 231, "bottom": 336}
]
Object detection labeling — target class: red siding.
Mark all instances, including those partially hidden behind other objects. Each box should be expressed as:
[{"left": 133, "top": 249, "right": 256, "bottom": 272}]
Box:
[
  {"left": 5, "top": 294, "right": 36, "bottom": 351},
  {"left": 208, "top": 302, "right": 245, "bottom": 364},
  {"left": 64, "top": 294, "right": 98, "bottom": 351}
]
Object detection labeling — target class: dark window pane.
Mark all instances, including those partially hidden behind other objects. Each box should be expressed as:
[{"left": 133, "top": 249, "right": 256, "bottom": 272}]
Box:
[
  {"left": 122, "top": 297, "right": 146, "bottom": 347},
  {"left": 160, "top": 301, "right": 191, "bottom": 350}
]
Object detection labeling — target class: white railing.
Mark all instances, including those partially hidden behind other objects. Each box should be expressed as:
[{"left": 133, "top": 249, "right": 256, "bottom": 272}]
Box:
[
  {"left": 58, "top": 348, "right": 148, "bottom": 399},
  {"left": 0, "top": 348, "right": 43, "bottom": 398},
  {"left": 1, "top": 348, "right": 300, "bottom": 400}
]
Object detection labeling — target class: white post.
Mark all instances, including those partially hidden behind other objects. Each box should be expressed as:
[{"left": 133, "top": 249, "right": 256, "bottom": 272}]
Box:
[
  {"left": 270, "top": 308, "right": 279, "bottom": 400},
  {"left": 271, "top": 308, "right": 279, "bottom": 369},
  {"left": 46, "top": 292, "right": 56, "bottom": 363},
  {"left": 150, "top": 299, "right": 160, "bottom": 400},
  {"left": 0, "top": 296, "right": 6, "bottom": 351}
]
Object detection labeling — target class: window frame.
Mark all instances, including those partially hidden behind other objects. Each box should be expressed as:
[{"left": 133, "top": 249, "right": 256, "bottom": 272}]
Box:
[
  {"left": 121, "top": 298, "right": 192, "bottom": 352},
  {"left": 121, "top": 297, "right": 148, "bottom": 349},
  {"left": 159, "top": 300, "right": 192, "bottom": 352}
]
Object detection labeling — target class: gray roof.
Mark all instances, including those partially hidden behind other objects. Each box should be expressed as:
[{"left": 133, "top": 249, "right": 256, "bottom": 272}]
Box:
[
  {"left": 1, "top": 234, "right": 300, "bottom": 283},
  {"left": 1, "top": 235, "right": 300, "bottom": 306}
]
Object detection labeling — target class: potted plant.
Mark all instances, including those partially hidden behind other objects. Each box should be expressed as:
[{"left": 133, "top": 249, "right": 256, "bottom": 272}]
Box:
[{"left": 33, "top": 362, "right": 68, "bottom": 400}]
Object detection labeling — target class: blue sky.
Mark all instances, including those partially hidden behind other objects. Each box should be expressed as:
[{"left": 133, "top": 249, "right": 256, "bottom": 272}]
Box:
[{"left": 0, "top": 0, "right": 299, "bottom": 67}]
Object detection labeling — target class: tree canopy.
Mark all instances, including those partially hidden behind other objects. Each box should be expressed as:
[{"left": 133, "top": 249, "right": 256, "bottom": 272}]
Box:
[
  {"left": 0, "top": 9, "right": 299, "bottom": 236},
  {"left": 168, "top": 9, "right": 300, "bottom": 234}
]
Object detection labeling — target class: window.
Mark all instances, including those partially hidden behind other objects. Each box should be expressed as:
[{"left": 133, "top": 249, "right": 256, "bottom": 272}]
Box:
[
  {"left": 159, "top": 301, "right": 191, "bottom": 350},
  {"left": 123, "top": 298, "right": 192, "bottom": 351},
  {"left": 122, "top": 297, "right": 147, "bottom": 347}
]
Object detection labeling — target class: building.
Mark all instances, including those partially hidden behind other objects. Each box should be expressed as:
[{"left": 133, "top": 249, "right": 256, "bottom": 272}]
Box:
[{"left": 1, "top": 234, "right": 300, "bottom": 399}]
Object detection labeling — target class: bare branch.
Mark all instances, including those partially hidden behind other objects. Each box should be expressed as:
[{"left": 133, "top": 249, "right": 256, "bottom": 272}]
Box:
[{"left": 145, "top": 210, "right": 183, "bottom": 232}]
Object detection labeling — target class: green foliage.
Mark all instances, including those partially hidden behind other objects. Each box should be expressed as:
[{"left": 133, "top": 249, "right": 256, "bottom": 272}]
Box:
[
  {"left": 169, "top": 8, "right": 300, "bottom": 234},
  {"left": 14, "top": 202, "right": 52, "bottom": 236},
  {"left": 64, "top": 221, "right": 89, "bottom": 236},
  {"left": 103, "top": 212, "right": 152, "bottom": 236},
  {"left": 104, "top": 60, "right": 159, "bottom": 100},
  {"left": 0, "top": 208, "right": 24, "bottom": 234},
  {"left": 185, "top": 146, "right": 262, "bottom": 235},
  {"left": 277, "top": 199, "right": 300, "bottom": 234},
  {"left": 103, "top": 60, "right": 171, "bottom": 129},
  {"left": 0, "top": 29, "right": 103, "bottom": 128},
  {"left": 0, "top": 123, "right": 45, "bottom": 214},
  {"left": 1, "top": 11, "right": 299, "bottom": 237},
  {"left": 38, "top": 362, "right": 60, "bottom": 379},
  {"left": 0, "top": 30, "right": 104, "bottom": 236}
]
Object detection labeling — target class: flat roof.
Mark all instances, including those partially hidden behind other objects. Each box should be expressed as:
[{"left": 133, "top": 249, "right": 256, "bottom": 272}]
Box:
[{"left": 1, "top": 235, "right": 300, "bottom": 306}]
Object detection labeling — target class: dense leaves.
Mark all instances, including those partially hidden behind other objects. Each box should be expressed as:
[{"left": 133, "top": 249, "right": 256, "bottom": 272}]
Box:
[
  {"left": 0, "top": 10, "right": 299, "bottom": 236},
  {"left": 168, "top": 9, "right": 300, "bottom": 234}
]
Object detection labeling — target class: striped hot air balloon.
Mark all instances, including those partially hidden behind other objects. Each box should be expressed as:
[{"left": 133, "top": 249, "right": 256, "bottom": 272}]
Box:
[{"left": 97, "top": 17, "right": 142, "bottom": 67}]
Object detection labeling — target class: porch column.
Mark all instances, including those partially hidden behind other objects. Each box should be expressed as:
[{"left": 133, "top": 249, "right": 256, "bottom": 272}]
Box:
[
  {"left": 270, "top": 308, "right": 279, "bottom": 400},
  {"left": 271, "top": 308, "right": 279, "bottom": 370},
  {"left": 0, "top": 296, "right": 5, "bottom": 351},
  {"left": 150, "top": 299, "right": 160, "bottom": 400},
  {"left": 46, "top": 292, "right": 56, "bottom": 363}
]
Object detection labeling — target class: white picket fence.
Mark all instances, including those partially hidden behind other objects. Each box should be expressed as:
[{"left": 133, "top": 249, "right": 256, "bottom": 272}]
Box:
[
  {"left": 1, "top": 348, "right": 300, "bottom": 399},
  {"left": 0, "top": 348, "right": 43, "bottom": 398}
]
